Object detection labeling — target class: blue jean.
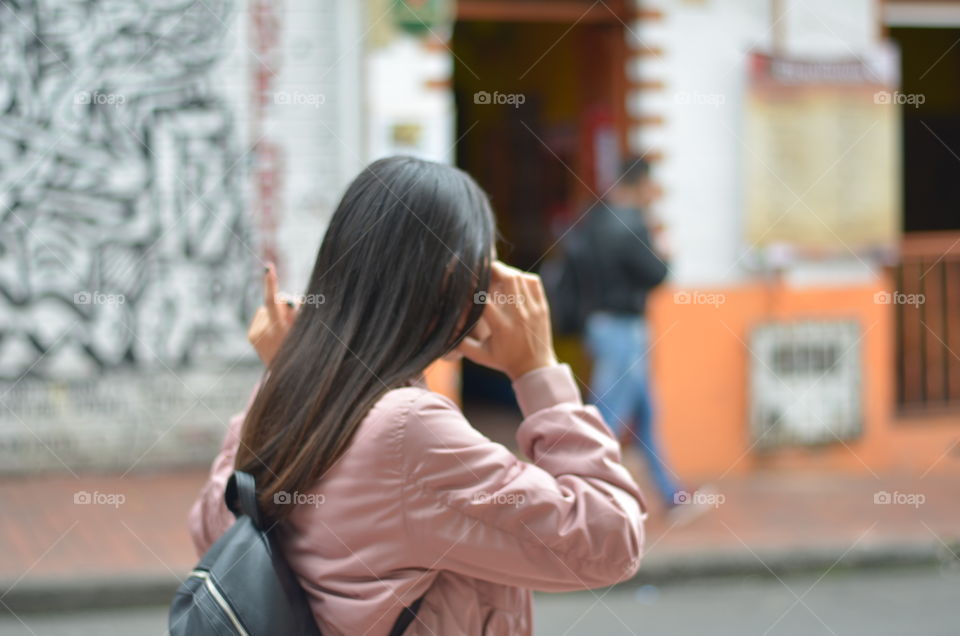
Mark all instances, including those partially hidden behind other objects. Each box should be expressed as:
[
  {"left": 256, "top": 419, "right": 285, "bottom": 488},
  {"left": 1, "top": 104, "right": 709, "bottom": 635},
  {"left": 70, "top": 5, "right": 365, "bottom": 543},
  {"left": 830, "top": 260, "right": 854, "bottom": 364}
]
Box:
[{"left": 585, "top": 313, "right": 679, "bottom": 505}]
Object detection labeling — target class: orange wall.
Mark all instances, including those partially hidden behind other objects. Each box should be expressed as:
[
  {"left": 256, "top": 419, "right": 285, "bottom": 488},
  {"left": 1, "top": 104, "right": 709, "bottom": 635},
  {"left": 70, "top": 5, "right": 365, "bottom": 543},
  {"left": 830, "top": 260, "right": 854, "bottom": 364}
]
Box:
[
  {"left": 646, "top": 275, "right": 960, "bottom": 480},
  {"left": 431, "top": 274, "right": 959, "bottom": 478}
]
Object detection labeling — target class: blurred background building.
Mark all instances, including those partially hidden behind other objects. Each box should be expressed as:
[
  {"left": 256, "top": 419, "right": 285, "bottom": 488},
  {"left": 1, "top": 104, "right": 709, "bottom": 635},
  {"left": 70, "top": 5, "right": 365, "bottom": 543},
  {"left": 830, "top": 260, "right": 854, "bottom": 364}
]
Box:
[
  {"left": 1, "top": 2, "right": 959, "bottom": 633},
  {"left": 1, "top": 0, "right": 958, "bottom": 488}
]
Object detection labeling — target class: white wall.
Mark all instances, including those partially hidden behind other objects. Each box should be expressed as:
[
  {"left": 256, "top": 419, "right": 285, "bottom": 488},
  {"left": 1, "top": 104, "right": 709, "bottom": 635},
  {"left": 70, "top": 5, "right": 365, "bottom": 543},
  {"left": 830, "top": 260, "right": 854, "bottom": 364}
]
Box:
[
  {"left": 366, "top": 34, "right": 455, "bottom": 163},
  {"left": 268, "top": 0, "right": 365, "bottom": 294},
  {"left": 631, "top": 0, "right": 881, "bottom": 287}
]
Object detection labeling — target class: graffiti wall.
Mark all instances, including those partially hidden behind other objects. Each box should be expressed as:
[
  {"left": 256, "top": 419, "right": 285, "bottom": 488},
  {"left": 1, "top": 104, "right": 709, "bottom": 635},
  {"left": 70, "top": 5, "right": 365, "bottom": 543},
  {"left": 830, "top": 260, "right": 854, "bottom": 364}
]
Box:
[
  {"left": 0, "top": 0, "right": 257, "bottom": 379},
  {"left": 0, "top": 0, "right": 364, "bottom": 472}
]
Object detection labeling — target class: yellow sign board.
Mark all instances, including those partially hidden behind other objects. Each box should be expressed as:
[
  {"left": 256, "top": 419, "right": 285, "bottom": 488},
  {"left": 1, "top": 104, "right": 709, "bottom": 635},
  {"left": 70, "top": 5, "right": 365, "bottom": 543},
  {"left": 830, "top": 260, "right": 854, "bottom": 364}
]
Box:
[{"left": 744, "top": 52, "right": 901, "bottom": 252}]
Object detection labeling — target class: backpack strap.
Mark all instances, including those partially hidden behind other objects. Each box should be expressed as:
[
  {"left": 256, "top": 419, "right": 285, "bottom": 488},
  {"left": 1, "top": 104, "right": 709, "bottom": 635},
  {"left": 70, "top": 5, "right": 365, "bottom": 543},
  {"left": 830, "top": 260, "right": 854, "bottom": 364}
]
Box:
[
  {"left": 225, "top": 471, "right": 423, "bottom": 635},
  {"left": 225, "top": 471, "right": 263, "bottom": 529},
  {"left": 389, "top": 596, "right": 424, "bottom": 636}
]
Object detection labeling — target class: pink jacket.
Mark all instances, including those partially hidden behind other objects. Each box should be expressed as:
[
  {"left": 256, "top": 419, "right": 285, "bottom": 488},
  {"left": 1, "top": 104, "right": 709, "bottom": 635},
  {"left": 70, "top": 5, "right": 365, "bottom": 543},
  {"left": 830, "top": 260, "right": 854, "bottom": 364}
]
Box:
[{"left": 188, "top": 364, "right": 646, "bottom": 635}]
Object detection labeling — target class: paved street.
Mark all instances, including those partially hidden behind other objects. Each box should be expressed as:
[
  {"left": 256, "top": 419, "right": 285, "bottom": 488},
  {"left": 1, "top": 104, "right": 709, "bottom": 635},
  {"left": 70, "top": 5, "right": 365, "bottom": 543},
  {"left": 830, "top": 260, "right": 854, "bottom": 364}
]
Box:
[
  {"left": 1, "top": 566, "right": 956, "bottom": 635},
  {"left": 534, "top": 565, "right": 960, "bottom": 636}
]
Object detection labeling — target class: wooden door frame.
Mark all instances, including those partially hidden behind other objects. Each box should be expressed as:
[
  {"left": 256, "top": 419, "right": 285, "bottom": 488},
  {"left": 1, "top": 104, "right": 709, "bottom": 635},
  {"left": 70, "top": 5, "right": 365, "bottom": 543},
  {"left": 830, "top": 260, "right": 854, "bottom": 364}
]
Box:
[
  {"left": 454, "top": 0, "right": 631, "bottom": 157},
  {"left": 456, "top": 0, "right": 630, "bottom": 23}
]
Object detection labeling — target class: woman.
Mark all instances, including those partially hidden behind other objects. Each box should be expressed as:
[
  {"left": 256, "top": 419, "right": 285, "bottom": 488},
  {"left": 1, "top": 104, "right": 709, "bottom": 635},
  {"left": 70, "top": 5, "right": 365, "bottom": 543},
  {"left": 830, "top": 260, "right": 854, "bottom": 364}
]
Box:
[{"left": 188, "top": 156, "right": 646, "bottom": 635}]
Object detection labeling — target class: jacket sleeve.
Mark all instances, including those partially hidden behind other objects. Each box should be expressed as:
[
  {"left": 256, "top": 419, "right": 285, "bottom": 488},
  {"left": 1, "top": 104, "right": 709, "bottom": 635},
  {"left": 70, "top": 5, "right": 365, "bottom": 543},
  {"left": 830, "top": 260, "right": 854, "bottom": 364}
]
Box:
[
  {"left": 187, "top": 379, "right": 263, "bottom": 556},
  {"left": 400, "top": 364, "right": 647, "bottom": 591}
]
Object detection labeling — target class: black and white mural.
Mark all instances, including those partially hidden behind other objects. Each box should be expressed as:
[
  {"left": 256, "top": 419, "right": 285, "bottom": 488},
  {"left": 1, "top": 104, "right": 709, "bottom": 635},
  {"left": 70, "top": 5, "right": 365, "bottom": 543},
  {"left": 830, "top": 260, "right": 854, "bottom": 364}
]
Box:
[{"left": 0, "top": 0, "right": 258, "bottom": 382}]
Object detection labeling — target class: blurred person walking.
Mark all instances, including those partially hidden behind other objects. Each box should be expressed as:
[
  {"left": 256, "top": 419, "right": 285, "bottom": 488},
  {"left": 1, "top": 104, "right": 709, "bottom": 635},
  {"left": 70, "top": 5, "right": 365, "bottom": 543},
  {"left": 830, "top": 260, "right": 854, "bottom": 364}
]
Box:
[{"left": 551, "top": 157, "right": 683, "bottom": 512}]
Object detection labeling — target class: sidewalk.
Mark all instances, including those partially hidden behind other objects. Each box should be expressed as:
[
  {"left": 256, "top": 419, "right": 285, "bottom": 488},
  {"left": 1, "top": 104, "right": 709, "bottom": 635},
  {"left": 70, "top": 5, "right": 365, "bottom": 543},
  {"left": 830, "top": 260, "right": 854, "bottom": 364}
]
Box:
[
  {"left": 634, "top": 469, "right": 960, "bottom": 582},
  {"left": 1, "top": 467, "right": 957, "bottom": 612}
]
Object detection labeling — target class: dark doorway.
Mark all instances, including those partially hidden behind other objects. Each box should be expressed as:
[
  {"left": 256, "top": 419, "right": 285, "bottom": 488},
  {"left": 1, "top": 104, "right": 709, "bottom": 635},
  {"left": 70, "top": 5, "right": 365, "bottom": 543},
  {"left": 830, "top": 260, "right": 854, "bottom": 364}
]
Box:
[
  {"left": 889, "top": 27, "right": 960, "bottom": 233},
  {"left": 450, "top": 7, "right": 628, "bottom": 411},
  {"left": 451, "top": 17, "right": 628, "bottom": 269}
]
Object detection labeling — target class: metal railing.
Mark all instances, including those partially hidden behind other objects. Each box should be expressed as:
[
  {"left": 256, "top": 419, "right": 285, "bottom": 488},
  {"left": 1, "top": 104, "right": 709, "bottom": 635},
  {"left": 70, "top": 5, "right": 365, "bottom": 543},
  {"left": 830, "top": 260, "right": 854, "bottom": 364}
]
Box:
[{"left": 894, "top": 232, "right": 960, "bottom": 413}]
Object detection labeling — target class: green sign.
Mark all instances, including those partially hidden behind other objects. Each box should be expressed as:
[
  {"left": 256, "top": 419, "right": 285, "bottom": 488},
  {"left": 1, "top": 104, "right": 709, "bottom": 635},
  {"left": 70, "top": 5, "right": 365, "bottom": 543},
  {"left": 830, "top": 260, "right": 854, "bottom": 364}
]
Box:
[{"left": 393, "top": 0, "right": 450, "bottom": 34}]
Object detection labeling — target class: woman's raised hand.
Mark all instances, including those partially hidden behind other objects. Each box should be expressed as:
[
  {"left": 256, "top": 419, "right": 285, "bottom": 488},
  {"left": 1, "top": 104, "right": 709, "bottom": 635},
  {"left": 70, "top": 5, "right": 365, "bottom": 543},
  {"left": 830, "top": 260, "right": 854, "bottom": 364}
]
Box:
[
  {"left": 456, "top": 261, "right": 558, "bottom": 381},
  {"left": 247, "top": 263, "right": 297, "bottom": 366}
]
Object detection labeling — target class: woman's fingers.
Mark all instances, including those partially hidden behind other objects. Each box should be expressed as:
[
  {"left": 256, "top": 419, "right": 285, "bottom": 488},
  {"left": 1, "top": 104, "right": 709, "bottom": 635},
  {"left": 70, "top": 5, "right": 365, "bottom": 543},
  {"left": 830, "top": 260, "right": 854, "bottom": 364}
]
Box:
[
  {"left": 490, "top": 260, "right": 524, "bottom": 296},
  {"left": 264, "top": 263, "right": 281, "bottom": 323},
  {"left": 455, "top": 334, "right": 497, "bottom": 371},
  {"left": 456, "top": 335, "right": 486, "bottom": 358},
  {"left": 477, "top": 291, "right": 511, "bottom": 331},
  {"left": 521, "top": 271, "right": 547, "bottom": 311},
  {"left": 249, "top": 263, "right": 299, "bottom": 365},
  {"left": 460, "top": 261, "right": 555, "bottom": 380},
  {"left": 247, "top": 306, "right": 267, "bottom": 345},
  {"left": 468, "top": 315, "right": 492, "bottom": 343},
  {"left": 492, "top": 261, "right": 546, "bottom": 310},
  {"left": 280, "top": 299, "right": 298, "bottom": 326}
]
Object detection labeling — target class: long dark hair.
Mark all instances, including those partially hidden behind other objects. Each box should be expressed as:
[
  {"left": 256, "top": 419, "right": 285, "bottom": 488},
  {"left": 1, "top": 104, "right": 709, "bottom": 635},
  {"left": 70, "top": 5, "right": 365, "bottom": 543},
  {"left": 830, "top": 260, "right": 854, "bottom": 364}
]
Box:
[{"left": 236, "top": 156, "right": 495, "bottom": 522}]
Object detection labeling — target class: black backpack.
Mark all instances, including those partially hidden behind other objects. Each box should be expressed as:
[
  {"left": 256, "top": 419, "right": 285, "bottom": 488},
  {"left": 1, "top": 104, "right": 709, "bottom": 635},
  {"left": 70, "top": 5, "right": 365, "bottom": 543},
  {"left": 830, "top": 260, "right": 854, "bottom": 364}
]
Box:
[
  {"left": 545, "top": 232, "right": 592, "bottom": 336},
  {"left": 169, "top": 471, "right": 422, "bottom": 636}
]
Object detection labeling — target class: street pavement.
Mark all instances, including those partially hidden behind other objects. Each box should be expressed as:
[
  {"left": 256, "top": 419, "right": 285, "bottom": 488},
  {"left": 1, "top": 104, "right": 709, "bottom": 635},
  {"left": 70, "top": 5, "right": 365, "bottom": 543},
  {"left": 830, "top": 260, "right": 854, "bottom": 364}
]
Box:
[
  {"left": 0, "top": 566, "right": 956, "bottom": 635},
  {"left": 533, "top": 565, "right": 960, "bottom": 636}
]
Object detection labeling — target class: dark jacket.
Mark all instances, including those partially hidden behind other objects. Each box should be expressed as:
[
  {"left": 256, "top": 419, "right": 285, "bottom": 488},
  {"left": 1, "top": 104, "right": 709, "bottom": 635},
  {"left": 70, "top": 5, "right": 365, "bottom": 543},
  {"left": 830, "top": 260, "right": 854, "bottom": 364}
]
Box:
[{"left": 575, "top": 201, "right": 668, "bottom": 317}]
